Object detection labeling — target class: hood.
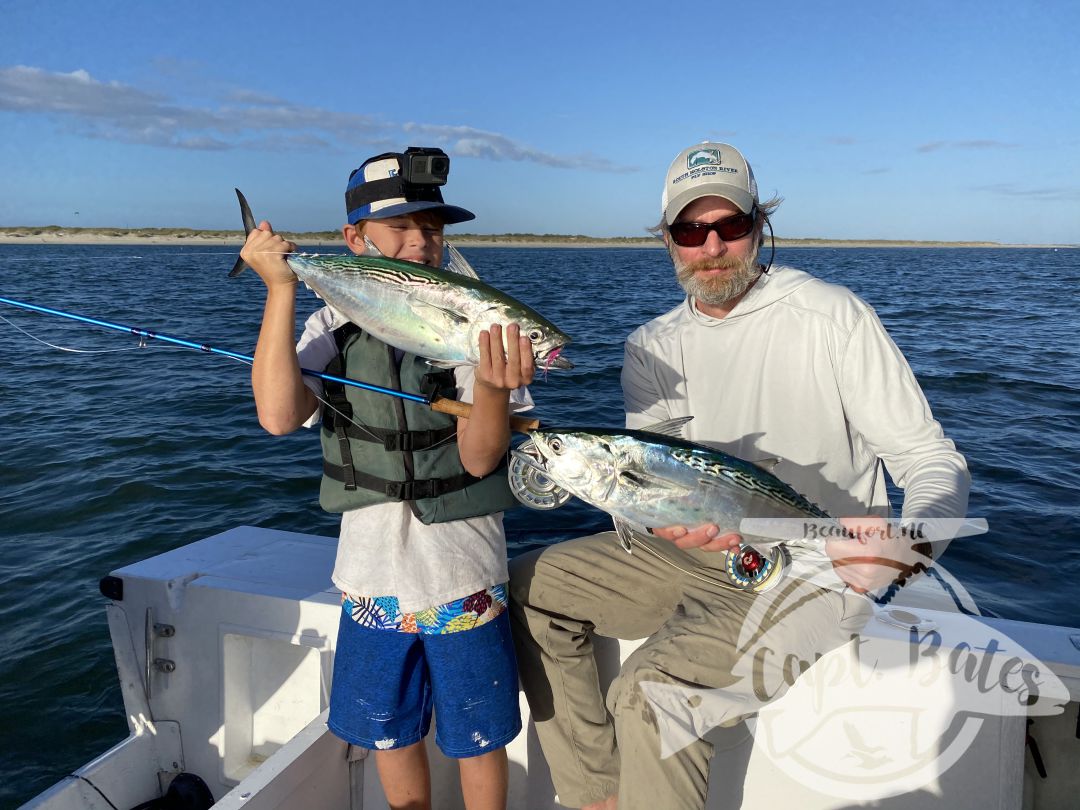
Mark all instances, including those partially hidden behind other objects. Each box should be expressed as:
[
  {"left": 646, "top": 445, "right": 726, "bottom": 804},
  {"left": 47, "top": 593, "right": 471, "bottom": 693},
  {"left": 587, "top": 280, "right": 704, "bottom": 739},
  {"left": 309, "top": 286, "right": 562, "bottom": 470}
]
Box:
[{"left": 684, "top": 265, "right": 818, "bottom": 325}]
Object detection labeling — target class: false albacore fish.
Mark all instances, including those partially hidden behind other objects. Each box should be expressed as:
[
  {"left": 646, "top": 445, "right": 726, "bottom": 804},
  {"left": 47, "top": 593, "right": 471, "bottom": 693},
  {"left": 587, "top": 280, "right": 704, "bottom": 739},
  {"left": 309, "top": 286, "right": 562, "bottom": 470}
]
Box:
[
  {"left": 510, "top": 417, "right": 834, "bottom": 559},
  {"left": 230, "top": 189, "right": 572, "bottom": 370}
]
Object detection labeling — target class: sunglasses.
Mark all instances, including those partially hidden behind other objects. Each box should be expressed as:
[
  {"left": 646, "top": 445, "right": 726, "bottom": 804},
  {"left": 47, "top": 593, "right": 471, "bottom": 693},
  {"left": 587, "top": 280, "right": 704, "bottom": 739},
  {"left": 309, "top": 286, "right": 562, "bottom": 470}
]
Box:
[{"left": 668, "top": 208, "right": 757, "bottom": 248}]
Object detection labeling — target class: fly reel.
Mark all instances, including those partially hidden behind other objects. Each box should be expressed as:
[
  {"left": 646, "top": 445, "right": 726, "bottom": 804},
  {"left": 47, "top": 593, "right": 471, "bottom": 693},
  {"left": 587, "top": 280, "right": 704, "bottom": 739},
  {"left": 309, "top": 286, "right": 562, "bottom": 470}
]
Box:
[
  {"left": 725, "top": 544, "right": 790, "bottom": 592},
  {"left": 508, "top": 439, "right": 572, "bottom": 510}
]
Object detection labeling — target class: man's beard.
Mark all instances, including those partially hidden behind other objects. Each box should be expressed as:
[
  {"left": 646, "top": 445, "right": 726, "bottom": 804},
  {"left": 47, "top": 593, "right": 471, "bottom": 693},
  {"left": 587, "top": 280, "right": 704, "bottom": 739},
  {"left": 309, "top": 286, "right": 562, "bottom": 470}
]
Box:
[{"left": 673, "top": 250, "right": 761, "bottom": 308}]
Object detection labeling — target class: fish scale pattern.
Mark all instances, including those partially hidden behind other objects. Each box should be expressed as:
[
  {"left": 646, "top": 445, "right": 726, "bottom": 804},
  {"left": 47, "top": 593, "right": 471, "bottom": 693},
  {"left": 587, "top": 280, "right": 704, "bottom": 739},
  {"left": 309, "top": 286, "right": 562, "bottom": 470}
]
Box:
[
  {"left": 309, "top": 258, "right": 439, "bottom": 288},
  {"left": 672, "top": 449, "right": 831, "bottom": 518}
]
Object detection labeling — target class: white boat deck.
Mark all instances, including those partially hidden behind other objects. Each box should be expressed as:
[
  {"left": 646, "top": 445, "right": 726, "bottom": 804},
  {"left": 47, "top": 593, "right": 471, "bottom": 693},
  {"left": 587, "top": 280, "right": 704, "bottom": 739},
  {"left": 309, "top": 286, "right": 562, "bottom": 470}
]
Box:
[{"left": 21, "top": 526, "right": 1080, "bottom": 809}]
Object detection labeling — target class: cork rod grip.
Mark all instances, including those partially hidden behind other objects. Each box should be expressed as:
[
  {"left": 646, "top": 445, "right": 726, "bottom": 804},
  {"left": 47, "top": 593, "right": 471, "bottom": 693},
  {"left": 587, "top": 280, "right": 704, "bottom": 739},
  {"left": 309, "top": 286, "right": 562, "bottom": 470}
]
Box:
[{"left": 429, "top": 396, "right": 540, "bottom": 434}]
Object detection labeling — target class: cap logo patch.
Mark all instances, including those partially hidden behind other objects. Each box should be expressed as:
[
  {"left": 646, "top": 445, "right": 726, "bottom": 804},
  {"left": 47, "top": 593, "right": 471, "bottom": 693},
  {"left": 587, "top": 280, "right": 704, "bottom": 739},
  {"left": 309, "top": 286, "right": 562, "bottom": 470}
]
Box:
[{"left": 687, "top": 149, "right": 721, "bottom": 169}]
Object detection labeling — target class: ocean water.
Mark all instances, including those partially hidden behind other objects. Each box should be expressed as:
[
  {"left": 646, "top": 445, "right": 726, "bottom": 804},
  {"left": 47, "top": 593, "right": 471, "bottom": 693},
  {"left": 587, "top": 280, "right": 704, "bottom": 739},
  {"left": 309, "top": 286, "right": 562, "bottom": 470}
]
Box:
[{"left": 1, "top": 244, "right": 1078, "bottom": 806}]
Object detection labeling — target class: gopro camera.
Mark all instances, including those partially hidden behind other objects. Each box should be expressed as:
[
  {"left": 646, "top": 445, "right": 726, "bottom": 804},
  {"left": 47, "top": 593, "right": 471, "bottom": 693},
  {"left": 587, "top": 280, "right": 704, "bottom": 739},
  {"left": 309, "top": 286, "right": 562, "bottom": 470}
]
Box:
[{"left": 402, "top": 146, "right": 450, "bottom": 186}]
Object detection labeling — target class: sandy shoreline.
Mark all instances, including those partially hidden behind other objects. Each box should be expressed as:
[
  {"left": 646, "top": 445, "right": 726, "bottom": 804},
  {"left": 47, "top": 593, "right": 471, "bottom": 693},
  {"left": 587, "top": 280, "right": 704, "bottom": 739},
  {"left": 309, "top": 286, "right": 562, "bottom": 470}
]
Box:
[{"left": 0, "top": 230, "right": 1071, "bottom": 249}]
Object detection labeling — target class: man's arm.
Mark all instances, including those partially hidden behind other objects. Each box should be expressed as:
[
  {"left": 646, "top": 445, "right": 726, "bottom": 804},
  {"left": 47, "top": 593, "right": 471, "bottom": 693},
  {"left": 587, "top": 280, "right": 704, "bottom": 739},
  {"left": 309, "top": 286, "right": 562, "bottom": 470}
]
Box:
[
  {"left": 824, "top": 309, "right": 970, "bottom": 593},
  {"left": 622, "top": 335, "right": 677, "bottom": 429},
  {"left": 839, "top": 309, "right": 971, "bottom": 538}
]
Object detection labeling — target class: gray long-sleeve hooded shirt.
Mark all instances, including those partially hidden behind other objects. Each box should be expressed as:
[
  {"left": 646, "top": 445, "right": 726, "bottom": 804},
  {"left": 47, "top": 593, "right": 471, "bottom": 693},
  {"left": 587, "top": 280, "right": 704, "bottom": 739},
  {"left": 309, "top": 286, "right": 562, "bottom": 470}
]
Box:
[{"left": 622, "top": 265, "right": 970, "bottom": 541}]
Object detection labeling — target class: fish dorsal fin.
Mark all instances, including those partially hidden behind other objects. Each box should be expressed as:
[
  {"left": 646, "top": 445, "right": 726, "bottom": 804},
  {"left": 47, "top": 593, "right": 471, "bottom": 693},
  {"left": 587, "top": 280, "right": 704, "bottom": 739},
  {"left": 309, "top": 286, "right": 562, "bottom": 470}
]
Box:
[
  {"left": 751, "top": 457, "right": 782, "bottom": 473},
  {"left": 362, "top": 235, "right": 385, "bottom": 258},
  {"left": 639, "top": 415, "right": 694, "bottom": 439},
  {"left": 444, "top": 241, "right": 480, "bottom": 279}
]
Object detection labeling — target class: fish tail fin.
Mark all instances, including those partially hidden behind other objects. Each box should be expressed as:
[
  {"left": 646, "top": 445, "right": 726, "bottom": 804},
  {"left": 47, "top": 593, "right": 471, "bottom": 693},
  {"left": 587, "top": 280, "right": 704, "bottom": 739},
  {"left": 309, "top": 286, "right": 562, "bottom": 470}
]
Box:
[{"left": 229, "top": 188, "right": 257, "bottom": 277}]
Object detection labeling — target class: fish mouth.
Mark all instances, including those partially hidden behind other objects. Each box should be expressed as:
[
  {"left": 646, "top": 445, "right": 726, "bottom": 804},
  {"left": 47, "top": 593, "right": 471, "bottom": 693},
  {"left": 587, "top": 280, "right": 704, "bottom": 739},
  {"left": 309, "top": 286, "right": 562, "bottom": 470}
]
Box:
[{"left": 541, "top": 347, "right": 574, "bottom": 370}]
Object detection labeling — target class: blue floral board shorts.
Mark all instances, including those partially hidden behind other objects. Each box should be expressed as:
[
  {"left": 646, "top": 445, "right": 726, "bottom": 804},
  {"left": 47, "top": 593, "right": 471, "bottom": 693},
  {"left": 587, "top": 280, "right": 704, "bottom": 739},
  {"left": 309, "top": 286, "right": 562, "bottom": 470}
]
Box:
[{"left": 328, "top": 584, "right": 522, "bottom": 758}]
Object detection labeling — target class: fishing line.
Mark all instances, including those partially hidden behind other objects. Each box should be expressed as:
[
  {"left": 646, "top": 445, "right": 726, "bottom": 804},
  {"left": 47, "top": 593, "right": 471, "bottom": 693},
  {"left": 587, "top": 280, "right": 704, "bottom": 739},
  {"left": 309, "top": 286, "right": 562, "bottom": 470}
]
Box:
[
  {"left": 0, "top": 296, "right": 542, "bottom": 438},
  {"left": 0, "top": 250, "right": 347, "bottom": 262},
  {"left": 310, "top": 391, "right": 383, "bottom": 443},
  {"left": 0, "top": 304, "right": 393, "bottom": 442},
  {"left": 0, "top": 296, "right": 431, "bottom": 403},
  {"left": 0, "top": 313, "right": 162, "bottom": 354}
]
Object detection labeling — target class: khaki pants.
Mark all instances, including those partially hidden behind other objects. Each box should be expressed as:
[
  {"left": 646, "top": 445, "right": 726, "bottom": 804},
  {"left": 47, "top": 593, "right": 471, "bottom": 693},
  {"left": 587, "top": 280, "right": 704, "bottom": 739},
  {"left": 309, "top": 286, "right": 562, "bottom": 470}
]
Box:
[{"left": 508, "top": 531, "right": 871, "bottom": 810}]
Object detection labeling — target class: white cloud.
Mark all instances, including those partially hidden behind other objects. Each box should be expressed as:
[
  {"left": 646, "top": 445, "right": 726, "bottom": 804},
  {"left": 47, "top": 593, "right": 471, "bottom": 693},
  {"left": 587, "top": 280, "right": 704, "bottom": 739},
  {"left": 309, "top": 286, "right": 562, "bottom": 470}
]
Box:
[
  {"left": 0, "top": 65, "right": 636, "bottom": 172},
  {"left": 971, "top": 182, "right": 1079, "bottom": 201},
  {"left": 916, "top": 139, "right": 1019, "bottom": 153},
  {"left": 402, "top": 122, "right": 637, "bottom": 172}
]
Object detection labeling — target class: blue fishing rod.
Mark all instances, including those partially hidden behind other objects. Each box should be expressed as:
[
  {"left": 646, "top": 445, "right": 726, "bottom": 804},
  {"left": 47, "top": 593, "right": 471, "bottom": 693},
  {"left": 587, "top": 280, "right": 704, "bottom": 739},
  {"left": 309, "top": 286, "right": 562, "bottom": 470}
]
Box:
[{"left": 0, "top": 295, "right": 541, "bottom": 432}]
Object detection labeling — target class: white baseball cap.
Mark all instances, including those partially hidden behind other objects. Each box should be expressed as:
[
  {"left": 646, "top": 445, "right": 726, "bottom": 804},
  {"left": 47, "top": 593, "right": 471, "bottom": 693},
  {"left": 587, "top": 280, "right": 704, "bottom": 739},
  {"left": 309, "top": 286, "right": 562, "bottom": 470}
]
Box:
[{"left": 661, "top": 142, "right": 759, "bottom": 224}]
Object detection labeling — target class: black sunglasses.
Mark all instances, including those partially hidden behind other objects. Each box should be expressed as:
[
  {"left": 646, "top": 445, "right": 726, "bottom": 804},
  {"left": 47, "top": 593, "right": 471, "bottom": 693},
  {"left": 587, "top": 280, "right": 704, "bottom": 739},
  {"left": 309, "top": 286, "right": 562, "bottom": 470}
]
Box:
[{"left": 668, "top": 208, "right": 758, "bottom": 248}]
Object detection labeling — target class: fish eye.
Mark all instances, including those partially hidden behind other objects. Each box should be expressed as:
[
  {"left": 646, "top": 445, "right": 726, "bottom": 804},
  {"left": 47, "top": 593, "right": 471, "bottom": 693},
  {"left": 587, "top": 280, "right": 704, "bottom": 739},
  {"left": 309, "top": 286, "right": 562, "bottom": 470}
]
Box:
[
  {"left": 527, "top": 328, "right": 543, "bottom": 343},
  {"left": 549, "top": 438, "right": 564, "bottom": 454}
]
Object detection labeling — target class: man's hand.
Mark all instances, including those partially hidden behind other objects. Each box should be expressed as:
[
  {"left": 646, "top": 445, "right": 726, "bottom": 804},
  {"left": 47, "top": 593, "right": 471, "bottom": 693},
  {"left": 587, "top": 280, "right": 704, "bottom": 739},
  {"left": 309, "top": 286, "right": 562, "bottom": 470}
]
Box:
[
  {"left": 475, "top": 323, "right": 535, "bottom": 392},
  {"left": 239, "top": 221, "right": 298, "bottom": 289},
  {"left": 825, "top": 516, "right": 932, "bottom": 594},
  {"left": 650, "top": 524, "right": 742, "bottom": 553}
]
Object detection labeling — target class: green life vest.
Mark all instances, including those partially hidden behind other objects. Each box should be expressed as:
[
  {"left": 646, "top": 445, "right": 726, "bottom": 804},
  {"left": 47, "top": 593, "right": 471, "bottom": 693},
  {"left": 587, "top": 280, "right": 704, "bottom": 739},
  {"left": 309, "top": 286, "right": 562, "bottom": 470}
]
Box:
[{"left": 319, "top": 324, "right": 518, "bottom": 523}]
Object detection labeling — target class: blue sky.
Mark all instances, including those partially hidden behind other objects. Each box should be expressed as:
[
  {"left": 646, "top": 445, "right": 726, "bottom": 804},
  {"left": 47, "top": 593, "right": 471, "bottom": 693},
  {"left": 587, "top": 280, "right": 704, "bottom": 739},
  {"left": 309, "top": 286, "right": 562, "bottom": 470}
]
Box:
[{"left": 2, "top": 0, "right": 1077, "bottom": 244}]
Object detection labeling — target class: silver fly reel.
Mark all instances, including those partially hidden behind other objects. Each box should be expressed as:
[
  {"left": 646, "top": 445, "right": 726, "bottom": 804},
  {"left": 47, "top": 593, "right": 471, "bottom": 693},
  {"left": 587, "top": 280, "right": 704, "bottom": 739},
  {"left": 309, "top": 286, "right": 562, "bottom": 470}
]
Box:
[{"left": 508, "top": 439, "right": 573, "bottom": 510}]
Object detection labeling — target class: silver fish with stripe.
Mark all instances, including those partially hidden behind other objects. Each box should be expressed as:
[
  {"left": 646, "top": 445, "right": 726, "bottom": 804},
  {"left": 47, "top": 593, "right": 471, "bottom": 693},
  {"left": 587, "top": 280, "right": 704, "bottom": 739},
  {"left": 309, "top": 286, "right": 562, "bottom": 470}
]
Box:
[
  {"left": 231, "top": 189, "right": 572, "bottom": 370},
  {"left": 510, "top": 418, "right": 835, "bottom": 589}
]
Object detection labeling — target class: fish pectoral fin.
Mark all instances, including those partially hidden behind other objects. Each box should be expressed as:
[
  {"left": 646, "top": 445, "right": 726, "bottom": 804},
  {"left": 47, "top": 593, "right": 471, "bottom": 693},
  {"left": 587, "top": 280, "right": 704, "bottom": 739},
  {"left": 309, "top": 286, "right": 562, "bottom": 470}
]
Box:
[
  {"left": 408, "top": 297, "right": 471, "bottom": 326},
  {"left": 639, "top": 416, "right": 694, "bottom": 439},
  {"left": 425, "top": 359, "right": 461, "bottom": 369},
  {"left": 618, "top": 470, "right": 689, "bottom": 497}
]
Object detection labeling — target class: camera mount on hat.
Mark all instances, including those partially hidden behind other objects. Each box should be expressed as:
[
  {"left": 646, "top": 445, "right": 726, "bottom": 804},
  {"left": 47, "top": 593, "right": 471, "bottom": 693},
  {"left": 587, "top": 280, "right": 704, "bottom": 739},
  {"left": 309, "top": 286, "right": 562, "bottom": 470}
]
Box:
[
  {"left": 345, "top": 146, "right": 475, "bottom": 225},
  {"left": 401, "top": 146, "right": 450, "bottom": 187}
]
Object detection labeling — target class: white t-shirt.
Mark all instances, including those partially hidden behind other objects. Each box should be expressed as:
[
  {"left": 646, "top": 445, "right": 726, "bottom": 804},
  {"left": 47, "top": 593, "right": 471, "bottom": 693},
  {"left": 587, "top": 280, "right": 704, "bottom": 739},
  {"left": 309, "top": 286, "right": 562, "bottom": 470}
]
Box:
[{"left": 297, "top": 306, "right": 533, "bottom": 613}]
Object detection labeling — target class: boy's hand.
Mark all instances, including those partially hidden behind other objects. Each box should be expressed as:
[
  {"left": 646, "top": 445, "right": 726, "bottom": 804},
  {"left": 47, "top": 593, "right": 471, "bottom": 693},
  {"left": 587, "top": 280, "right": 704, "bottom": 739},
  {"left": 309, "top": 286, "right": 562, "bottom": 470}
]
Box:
[
  {"left": 239, "top": 220, "right": 298, "bottom": 289},
  {"left": 476, "top": 323, "right": 535, "bottom": 391}
]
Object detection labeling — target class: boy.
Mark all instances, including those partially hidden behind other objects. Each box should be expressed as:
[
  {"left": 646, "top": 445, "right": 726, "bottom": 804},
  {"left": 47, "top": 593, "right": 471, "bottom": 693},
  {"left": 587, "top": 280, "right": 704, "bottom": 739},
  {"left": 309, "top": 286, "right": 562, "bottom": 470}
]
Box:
[{"left": 241, "top": 148, "right": 529, "bottom": 810}]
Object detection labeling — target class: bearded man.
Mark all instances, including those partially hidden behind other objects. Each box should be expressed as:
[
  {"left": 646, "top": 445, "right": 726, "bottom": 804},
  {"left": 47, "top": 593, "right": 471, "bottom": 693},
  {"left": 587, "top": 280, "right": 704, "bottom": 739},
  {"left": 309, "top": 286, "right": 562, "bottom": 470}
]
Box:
[{"left": 508, "top": 142, "right": 970, "bottom": 810}]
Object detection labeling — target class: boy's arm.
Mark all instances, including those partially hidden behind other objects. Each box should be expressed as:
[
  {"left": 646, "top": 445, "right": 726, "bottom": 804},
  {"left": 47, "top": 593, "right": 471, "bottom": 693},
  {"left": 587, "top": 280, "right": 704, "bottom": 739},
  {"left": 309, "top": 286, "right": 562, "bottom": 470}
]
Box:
[
  {"left": 241, "top": 221, "right": 319, "bottom": 435},
  {"left": 457, "top": 323, "right": 534, "bottom": 477}
]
